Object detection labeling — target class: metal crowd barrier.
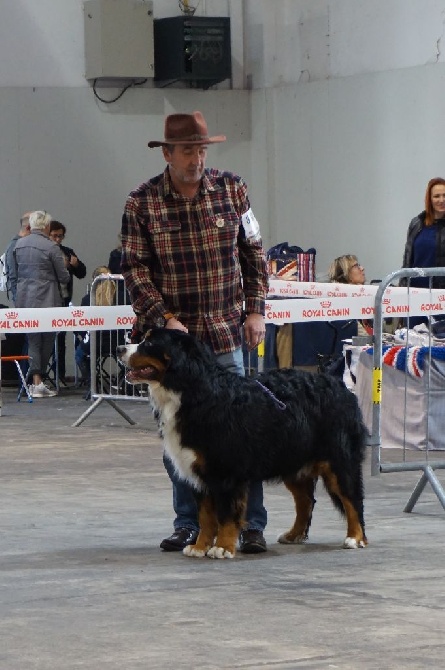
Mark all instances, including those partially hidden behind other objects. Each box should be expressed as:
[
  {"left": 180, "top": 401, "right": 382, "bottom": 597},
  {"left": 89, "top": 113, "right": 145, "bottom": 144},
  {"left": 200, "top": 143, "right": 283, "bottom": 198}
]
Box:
[
  {"left": 73, "top": 275, "right": 149, "bottom": 427},
  {"left": 368, "top": 268, "right": 445, "bottom": 512},
  {"left": 5, "top": 268, "right": 444, "bottom": 515},
  {"left": 73, "top": 278, "right": 264, "bottom": 425}
]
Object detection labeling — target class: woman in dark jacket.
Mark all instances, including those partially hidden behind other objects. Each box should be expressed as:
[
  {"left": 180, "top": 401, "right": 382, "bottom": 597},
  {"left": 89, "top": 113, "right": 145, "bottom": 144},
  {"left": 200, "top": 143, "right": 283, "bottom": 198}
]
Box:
[
  {"left": 48, "top": 220, "right": 87, "bottom": 381},
  {"left": 402, "top": 177, "right": 445, "bottom": 287},
  {"left": 402, "top": 177, "right": 445, "bottom": 326}
]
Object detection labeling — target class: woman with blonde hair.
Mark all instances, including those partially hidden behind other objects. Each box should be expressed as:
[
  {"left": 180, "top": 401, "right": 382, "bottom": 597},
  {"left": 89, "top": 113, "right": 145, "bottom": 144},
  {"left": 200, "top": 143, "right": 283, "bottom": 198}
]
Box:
[
  {"left": 93, "top": 266, "right": 116, "bottom": 306},
  {"left": 329, "top": 254, "right": 371, "bottom": 337},
  {"left": 273, "top": 256, "right": 364, "bottom": 373},
  {"left": 329, "top": 254, "right": 366, "bottom": 285}
]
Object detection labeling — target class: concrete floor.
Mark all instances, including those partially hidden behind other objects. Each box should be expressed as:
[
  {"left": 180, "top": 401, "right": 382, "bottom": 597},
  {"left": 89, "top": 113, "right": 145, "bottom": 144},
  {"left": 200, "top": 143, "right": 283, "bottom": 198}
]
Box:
[{"left": 0, "top": 384, "right": 445, "bottom": 669}]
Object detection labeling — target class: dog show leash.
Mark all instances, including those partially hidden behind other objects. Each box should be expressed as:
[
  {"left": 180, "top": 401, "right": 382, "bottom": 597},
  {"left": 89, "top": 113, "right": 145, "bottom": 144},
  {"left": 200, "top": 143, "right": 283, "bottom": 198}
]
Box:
[{"left": 253, "top": 380, "right": 287, "bottom": 411}]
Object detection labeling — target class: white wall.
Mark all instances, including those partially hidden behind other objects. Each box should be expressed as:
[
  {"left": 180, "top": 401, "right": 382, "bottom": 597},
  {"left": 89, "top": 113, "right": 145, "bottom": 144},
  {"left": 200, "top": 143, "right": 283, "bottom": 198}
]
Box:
[
  {"left": 1, "top": 0, "right": 445, "bottom": 302},
  {"left": 252, "top": 63, "right": 445, "bottom": 281},
  {"left": 244, "top": 0, "right": 445, "bottom": 280},
  {"left": 0, "top": 0, "right": 250, "bottom": 308},
  {"left": 244, "top": 0, "right": 445, "bottom": 86},
  {"left": 0, "top": 87, "right": 251, "bottom": 306}
]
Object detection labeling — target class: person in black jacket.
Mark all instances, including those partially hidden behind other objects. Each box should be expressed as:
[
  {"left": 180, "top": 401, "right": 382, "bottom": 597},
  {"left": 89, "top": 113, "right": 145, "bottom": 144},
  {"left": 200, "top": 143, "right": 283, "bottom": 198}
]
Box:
[
  {"left": 108, "top": 233, "right": 131, "bottom": 306},
  {"left": 49, "top": 220, "right": 87, "bottom": 381},
  {"left": 402, "top": 177, "right": 445, "bottom": 285},
  {"left": 401, "top": 177, "right": 445, "bottom": 326},
  {"left": 108, "top": 233, "right": 122, "bottom": 274}
]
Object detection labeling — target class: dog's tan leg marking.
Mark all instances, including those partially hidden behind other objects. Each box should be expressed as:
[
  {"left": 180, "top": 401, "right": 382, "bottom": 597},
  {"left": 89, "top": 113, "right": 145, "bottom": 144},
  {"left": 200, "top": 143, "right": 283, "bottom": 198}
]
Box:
[
  {"left": 207, "top": 521, "right": 239, "bottom": 559},
  {"left": 183, "top": 495, "right": 217, "bottom": 558},
  {"left": 278, "top": 476, "right": 316, "bottom": 544},
  {"left": 207, "top": 490, "right": 247, "bottom": 558},
  {"left": 318, "top": 462, "right": 367, "bottom": 548}
]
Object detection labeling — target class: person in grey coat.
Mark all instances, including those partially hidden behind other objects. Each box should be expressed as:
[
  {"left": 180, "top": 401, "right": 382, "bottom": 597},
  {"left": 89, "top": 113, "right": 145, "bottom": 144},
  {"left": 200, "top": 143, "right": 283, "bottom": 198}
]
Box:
[
  {"left": 4, "top": 211, "right": 31, "bottom": 304},
  {"left": 13, "top": 210, "right": 70, "bottom": 398}
]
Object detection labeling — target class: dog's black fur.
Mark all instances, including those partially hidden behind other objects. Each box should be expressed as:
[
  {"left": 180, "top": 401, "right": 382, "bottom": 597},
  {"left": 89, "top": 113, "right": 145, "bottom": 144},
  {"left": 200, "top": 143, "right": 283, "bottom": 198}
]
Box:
[{"left": 119, "top": 328, "right": 367, "bottom": 559}]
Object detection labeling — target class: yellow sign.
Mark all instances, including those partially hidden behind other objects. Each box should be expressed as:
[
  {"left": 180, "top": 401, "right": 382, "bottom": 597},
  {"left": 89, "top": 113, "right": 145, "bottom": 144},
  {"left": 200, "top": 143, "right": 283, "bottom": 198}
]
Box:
[{"left": 372, "top": 368, "right": 382, "bottom": 404}]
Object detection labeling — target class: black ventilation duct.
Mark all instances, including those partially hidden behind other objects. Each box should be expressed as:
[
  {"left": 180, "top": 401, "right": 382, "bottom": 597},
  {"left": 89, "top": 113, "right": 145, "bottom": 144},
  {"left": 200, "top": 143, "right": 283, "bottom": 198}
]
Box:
[{"left": 154, "top": 16, "right": 231, "bottom": 89}]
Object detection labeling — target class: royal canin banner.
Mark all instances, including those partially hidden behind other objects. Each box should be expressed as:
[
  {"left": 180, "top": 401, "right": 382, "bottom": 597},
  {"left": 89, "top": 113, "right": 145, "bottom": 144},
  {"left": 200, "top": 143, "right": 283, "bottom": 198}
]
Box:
[
  {"left": 265, "top": 280, "right": 445, "bottom": 324},
  {"left": 0, "top": 305, "right": 137, "bottom": 334},
  {"left": 0, "top": 282, "right": 444, "bottom": 333},
  {"left": 268, "top": 280, "right": 378, "bottom": 299}
]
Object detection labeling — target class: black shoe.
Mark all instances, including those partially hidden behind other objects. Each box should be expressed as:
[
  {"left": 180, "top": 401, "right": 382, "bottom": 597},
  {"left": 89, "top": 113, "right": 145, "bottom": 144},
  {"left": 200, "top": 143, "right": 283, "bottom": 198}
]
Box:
[
  {"left": 239, "top": 529, "right": 267, "bottom": 554},
  {"left": 160, "top": 528, "right": 199, "bottom": 552}
]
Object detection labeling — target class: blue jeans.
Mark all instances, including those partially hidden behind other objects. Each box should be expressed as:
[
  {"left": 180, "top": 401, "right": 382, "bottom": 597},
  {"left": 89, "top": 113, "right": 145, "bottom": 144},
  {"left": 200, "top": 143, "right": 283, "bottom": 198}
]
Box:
[{"left": 163, "top": 346, "right": 267, "bottom": 533}]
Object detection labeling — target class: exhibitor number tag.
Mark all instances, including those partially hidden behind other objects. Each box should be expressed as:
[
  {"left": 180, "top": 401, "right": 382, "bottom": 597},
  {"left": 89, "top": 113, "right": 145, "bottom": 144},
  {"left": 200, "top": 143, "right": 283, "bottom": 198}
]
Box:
[{"left": 241, "top": 208, "right": 260, "bottom": 239}]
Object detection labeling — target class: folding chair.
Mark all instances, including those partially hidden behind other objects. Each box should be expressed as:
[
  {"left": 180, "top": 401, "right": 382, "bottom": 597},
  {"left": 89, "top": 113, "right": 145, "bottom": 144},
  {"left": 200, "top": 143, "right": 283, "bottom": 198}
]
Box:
[
  {"left": 43, "top": 335, "right": 69, "bottom": 392},
  {"left": 0, "top": 355, "right": 33, "bottom": 402}
]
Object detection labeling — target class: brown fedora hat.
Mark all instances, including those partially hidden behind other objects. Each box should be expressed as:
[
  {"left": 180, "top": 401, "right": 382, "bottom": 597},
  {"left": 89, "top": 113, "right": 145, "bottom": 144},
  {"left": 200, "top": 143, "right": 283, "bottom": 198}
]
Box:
[{"left": 147, "top": 111, "right": 226, "bottom": 148}]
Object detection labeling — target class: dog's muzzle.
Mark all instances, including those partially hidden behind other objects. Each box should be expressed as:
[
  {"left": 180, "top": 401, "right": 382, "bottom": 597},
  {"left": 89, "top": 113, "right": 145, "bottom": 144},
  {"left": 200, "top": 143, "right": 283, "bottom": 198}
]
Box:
[
  {"left": 117, "top": 344, "right": 137, "bottom": 366},
  {"left": 117, "top": 344, "right": 159, "bottom": 384}
]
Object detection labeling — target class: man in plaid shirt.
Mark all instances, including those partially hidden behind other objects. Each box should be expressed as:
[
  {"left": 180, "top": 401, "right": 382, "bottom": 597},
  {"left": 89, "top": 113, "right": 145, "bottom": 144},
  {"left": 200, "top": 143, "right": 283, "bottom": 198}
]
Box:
[{"left": 121, "top": 111, "right": 269, "bottom": 554}]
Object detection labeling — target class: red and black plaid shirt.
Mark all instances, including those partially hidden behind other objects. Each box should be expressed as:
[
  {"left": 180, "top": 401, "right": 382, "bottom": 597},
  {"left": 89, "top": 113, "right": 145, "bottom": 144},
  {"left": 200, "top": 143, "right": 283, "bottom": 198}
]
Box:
[{"left": 121, "top": 167, "right": 268, "bottom": 354}]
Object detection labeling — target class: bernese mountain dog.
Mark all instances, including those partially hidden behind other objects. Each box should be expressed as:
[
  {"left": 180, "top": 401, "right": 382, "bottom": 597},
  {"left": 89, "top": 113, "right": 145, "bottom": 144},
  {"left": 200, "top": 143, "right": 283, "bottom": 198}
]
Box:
[{"left": 118, "top": 328, "right": 368, "bottom": 559}]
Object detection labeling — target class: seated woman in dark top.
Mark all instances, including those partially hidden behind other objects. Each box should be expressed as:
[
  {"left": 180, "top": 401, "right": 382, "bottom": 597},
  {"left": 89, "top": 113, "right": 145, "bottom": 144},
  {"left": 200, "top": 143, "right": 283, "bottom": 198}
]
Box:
[
  {"left": 328, "top": 254, "right": 372, "bottom": 338},
  {"left": 265, "top": 255, "right": 362, "bottom": 372}
]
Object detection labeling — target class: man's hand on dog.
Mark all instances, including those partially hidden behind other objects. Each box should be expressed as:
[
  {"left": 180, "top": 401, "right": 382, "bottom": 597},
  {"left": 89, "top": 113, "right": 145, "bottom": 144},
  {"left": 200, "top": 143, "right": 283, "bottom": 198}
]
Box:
[
  {"left": 163, "top": 313, "right": 265, "bottom": 350},
  {"left": 243, "top": 313, "right": 265, "bottom": 351},
  {"left": 165, "top": 316, "right": 188, "bottom": 333}
]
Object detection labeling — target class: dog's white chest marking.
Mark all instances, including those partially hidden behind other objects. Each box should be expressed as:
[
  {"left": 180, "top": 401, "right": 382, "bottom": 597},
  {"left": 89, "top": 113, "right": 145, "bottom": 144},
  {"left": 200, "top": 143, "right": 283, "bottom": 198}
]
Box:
[{"left": 149, "top": 386, "right": 205, "bottom": 492}]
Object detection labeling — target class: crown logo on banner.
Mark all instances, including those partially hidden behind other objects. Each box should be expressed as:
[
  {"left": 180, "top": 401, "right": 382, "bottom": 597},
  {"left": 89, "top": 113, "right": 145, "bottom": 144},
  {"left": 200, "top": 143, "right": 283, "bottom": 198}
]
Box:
[
  {"left": 5, "top": 311, "right": 18, "bottom": 319},
  {"left": 320, "top": 301, "right": 331, "bottom": 308},
  {"left": 72, "top": 310, "right": 84, "bottom": 318}
]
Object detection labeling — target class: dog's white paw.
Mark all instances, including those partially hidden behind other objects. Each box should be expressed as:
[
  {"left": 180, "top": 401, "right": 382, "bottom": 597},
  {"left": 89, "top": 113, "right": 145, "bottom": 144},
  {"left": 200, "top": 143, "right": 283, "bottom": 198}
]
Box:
[
  {"left": 206, "top": 546, "right": 234, "bottom": 559},
  {"left": 343, "top": 537, "right": 366, "bottom": 549},
  {"left": 183, "top": 545, "right": 206, "bottom": 558},
  {"left": 277, "top": 532, "right": 307, "bottom": 545}
]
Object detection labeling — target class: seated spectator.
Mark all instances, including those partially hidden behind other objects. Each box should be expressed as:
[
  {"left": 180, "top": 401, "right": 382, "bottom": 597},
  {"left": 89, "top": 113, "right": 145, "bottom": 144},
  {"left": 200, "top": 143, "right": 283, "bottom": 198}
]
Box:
[
  {"left": 13, "top": 211, "right": 70, "bottom": 398},
  {"left": 49, "top": 220, "right": 87, "bottom": 382},
  {"left": 328, "top": 254, "right": 366, "bottom": 285},
  {"left": 265, "top": 258, "right": 362, "bottom": 372},
  {"left": 328, "top": 254, "right": 372, "bottom": 337}
]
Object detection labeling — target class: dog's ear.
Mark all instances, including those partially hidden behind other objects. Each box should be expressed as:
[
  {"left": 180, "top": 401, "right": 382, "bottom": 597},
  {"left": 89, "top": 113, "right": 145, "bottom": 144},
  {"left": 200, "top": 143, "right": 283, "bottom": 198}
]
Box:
[
  {"left": 145, "top": 328, "right": 215, "bottom": 366},
  {"left": 162, "top": 330, "right": 217, "bottom": 370},
  {"left": 144, "top": 328, "right": 193, "bottom": 359}
]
